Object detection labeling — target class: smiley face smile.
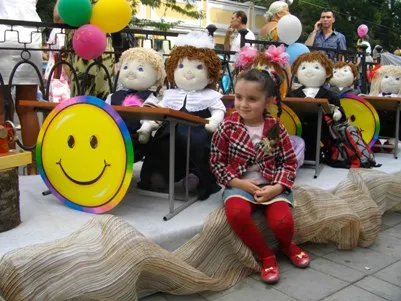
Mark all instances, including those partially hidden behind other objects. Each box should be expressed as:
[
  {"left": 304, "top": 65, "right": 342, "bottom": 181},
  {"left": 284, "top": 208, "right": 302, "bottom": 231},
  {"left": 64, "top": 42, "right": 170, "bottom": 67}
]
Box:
[{"left": 56, "top": 159, "right": 111, "bottom": 185}]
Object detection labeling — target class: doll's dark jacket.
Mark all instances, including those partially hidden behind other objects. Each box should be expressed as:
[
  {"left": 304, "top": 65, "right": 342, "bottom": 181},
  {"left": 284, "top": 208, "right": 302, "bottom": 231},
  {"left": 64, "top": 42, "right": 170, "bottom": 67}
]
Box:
[{"left": 287, "top": 86, "right": 347, "bottom": 122}]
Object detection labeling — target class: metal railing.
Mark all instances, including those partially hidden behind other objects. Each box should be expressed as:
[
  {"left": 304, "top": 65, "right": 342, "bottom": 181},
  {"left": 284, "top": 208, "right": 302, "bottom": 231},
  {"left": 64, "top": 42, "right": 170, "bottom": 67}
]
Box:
[{"left": 0, "top": 19, "right": 377, "bottom": 123}]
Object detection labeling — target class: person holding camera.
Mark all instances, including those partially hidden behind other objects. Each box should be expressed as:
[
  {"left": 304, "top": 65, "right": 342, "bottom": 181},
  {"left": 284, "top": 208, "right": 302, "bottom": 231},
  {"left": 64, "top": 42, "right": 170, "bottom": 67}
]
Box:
[{"left": 305, "top": 9, "right": 347, "bottom": 61}]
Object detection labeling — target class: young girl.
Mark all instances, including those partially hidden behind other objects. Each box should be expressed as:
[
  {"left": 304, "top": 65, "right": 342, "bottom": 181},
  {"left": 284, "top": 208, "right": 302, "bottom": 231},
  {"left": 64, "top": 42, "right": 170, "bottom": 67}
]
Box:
[{"left": 209, "top": 68, "right": 310, "bottom": 284}]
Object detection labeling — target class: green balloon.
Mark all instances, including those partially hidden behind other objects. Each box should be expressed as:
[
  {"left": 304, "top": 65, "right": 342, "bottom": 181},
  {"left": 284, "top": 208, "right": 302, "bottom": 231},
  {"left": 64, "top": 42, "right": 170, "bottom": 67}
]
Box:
[{"left": 58, "top": 0, "right": 92, "bottom": 27}]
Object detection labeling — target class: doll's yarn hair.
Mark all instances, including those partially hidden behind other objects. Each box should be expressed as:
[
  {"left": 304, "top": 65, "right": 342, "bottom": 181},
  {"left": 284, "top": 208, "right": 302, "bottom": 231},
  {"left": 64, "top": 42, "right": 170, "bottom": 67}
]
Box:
[
  {"left": 236, "top": 68, "right": 283, "bottom": 140},
  {"left": 119, "top": 48, "right": 166, "bottom": 87},
  {"left": 166, "top": 45, "right": 222, "bottom": 89},
  {"left": 291, "top": 51, "right": 334, "bottom": 81},
  {"left": 369, "top": 65, "right": 401, "bottom": 96},
  {"left": 251, "top": 52, "right": 289, "bottom": 98},
  {"left": 333, "top": 61, "right": 359, "bottom": 81}
]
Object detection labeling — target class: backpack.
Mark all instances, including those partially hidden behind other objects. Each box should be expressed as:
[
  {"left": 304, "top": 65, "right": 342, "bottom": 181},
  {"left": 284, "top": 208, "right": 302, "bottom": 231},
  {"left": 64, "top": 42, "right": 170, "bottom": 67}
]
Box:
[{"left": 325, "top": 116, "right": 381, "bottom": 169}]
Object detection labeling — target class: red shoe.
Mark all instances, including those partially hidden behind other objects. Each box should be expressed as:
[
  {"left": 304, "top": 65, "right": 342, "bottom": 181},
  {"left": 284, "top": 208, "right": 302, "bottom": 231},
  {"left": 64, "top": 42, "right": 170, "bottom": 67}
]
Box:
[
  {"left": 281, "top": 242, "right": 310, "bottom": 268},
  {"left": 260, "top": 255, "right": 280, "bottom": 283}
]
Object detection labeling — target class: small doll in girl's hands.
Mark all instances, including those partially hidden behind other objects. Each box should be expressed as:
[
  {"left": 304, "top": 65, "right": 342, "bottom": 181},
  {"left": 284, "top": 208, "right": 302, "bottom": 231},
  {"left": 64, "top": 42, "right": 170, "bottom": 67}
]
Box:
[
  {"left": 329, "top": 61, "right": 361, "bottom": 96},
  {"left": 105, "top": 47, "right": 166, "bottom": 160},
  {"left": 210, "top": 68, "right": 310, "bottom": 284},
  {"left": 139, "top": 31, "right": 226, "bottom": 200}
]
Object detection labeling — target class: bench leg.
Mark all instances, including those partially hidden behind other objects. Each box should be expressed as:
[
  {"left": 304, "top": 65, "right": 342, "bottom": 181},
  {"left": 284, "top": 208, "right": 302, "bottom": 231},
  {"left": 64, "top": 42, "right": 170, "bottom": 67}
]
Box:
[
  {"left": 395, "top": 102, "right": 400, "bottom": 159},
  {"left": 163, "top": 125, "right": 199, "bottom": 221},
  {"left": 15, "top": 86, "right": 40, "bottom": 175},
  {"left": 314, "top": 107, "right": 323, "bottom": 179}
]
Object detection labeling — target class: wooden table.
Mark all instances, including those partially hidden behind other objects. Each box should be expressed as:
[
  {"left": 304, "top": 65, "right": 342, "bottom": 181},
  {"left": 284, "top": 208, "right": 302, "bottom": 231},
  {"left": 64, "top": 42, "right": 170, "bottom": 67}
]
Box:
[
  {"left": 19, "top": 100, "right": 207, "bottom": 221},
  {"left": 221, "top": 95, "right": 330, "bottom": 178},
  {"left": 361, "top": 96, "right": 400, "bottom": 159},
  {"left": 0, "top": 150, "right": 31, "bottom": 171}
]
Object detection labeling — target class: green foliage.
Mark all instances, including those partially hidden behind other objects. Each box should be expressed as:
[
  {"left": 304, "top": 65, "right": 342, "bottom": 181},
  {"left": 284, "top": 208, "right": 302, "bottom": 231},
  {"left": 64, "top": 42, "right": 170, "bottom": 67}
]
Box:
[
  {"left": 131, "top": 17, "right": 182, "bottom": 31},
  {"left": 37, "top": 0, "right": 58, "bottom": 22},
  {"left": 288, "top": 0, "right": 400, "bottom": 52},
  {"left": 36, "top": 0, "right": 201, "bottom": 30},
  {"left": 249, "top": 0, "right": 401, "bottom": 52}
]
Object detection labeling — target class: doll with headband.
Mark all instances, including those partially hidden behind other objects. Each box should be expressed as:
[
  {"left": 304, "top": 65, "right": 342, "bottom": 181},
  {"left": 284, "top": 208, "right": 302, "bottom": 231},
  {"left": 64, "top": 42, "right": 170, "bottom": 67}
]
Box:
[
  {"left": 105, "top": 47, "right": 166, "bottom": 161},
  {"left": 138, "top": 31, "right": 226, "bottom": 200},
  {"left": 235, "top": 44, "right": 290, "bottom": 98},
  {"left": 329, "top": 61, "right": 361, "bottom": 96}
]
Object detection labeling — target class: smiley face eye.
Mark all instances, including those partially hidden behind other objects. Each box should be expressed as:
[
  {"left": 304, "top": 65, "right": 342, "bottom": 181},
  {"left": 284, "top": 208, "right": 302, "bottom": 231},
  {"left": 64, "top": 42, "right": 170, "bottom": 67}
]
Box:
[
  {"left": 90, "top": 135, "right": 98, "bottom": 149},
  {"left": 67, "top": 135, "right": 75, "bottom": 148}
]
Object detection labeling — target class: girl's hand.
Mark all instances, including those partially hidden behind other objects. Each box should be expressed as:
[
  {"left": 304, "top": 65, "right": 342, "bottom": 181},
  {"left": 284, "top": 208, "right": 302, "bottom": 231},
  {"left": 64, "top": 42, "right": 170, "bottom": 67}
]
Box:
[
  {"left": 254, "top": 184, "right": 284, "bottom": 203},
  {"left": 229, "top": 178, "right": 260, "bottom": 195}
]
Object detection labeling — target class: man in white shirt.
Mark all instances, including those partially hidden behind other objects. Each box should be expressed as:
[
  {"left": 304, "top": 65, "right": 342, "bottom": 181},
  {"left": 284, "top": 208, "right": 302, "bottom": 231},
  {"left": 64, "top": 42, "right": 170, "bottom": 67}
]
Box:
[{"left": 224, "top": 10, "right": 255, "bottom": 62}]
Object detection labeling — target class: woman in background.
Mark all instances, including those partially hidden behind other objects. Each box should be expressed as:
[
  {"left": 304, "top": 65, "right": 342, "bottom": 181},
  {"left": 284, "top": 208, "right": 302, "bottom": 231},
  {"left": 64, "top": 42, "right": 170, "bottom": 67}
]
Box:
[
  {"left": 260, "top": 1, "right": 289, "bottom": 42},
  {"left": 55, "top": 0, "right": 115, "bottom": 100}
]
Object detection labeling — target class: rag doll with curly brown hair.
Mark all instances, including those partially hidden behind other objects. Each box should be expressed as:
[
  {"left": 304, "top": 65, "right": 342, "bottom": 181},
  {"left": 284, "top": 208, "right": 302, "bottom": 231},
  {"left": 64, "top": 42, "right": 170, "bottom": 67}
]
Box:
[
  {"left": 138, "top": 31, "right": 226, "bottom": 199},
  {"left": 287, "top": 52, "right": 347, "bottom": 160},
  {"left": 329, "top": 61, "right": 361, "bottom": 96}
]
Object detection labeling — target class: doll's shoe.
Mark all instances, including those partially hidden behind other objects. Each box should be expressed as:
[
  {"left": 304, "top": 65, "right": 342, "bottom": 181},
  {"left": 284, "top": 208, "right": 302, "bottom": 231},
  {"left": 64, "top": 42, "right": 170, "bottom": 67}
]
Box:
[
  {"left": 281, "top": 242, "right": 310, "bottom": 268},
  {"left": 182, "top": 173, "right": 200, "bottom": 192},
  {"left": 372, "top": 140, "right": 383, "bottom": 153},
  {"left": 150, "top": 173, "right": 168, "bottom": 191},
  {"left": 260, "top": 255, "right": 280, "bottom": 283}
]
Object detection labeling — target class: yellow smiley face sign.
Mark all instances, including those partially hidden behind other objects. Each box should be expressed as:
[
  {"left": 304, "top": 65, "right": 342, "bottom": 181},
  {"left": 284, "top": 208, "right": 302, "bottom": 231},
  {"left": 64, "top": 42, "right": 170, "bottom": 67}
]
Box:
[{"left": 36, "top": 96, "right": 134, "bottom": 213}]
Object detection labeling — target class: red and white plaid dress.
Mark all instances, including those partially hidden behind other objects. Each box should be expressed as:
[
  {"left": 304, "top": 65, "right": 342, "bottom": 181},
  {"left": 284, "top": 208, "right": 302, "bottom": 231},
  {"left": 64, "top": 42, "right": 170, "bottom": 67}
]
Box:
[{"left": 209, "top": 111, "right": 297, "bottom": 192}]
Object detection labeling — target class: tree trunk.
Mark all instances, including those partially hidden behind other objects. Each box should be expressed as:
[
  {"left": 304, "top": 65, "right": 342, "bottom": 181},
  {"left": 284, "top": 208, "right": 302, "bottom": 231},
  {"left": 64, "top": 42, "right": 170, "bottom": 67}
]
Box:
[{"left": 0, "top": 168, "right": 21, "bottom": 232}]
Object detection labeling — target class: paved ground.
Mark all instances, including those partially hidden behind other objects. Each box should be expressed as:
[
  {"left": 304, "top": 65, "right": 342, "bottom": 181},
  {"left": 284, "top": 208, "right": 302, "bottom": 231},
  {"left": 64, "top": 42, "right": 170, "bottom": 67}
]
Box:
[{"left": 141, "top": 212, "right": 401, "bottom": 301}]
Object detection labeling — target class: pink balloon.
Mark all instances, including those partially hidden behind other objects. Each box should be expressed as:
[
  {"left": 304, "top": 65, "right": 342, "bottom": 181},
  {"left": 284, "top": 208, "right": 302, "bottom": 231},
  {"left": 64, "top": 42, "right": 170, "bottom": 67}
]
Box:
[
  {"left": 357, "top": 24, "right": 369, "bottom": 38},
  {"left": 73, "top": 24, "right": 107, "bottom": 60}
]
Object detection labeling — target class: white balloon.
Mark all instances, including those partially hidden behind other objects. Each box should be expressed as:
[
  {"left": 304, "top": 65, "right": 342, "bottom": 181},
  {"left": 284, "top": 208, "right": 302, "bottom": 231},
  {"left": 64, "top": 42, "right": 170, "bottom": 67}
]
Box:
[{"left": 277, "top": 14, "right": 302, "bottom": 45}]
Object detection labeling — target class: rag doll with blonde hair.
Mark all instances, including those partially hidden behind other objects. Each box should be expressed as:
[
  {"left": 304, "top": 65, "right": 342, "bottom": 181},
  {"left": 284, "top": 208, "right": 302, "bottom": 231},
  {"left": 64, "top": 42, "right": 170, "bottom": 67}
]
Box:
[
  {"left": 138, "top": 31, "right": 226, "bottom": 200},
  {"left": 369, "top": 65, "right": 401, "bottom": 97},
  {"left": 369, "top": 64, "right": 401, "bottom": 143},
  {"left": 329, "top": 61, "right": 360, "bottom": 96},
  {"left": 105, "top": 47, "right": 166, "bottom": 160}
]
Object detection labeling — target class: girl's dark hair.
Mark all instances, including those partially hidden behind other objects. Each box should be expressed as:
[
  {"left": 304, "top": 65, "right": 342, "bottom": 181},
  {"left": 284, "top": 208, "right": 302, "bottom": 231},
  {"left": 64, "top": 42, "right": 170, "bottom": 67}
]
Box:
[{"left": 236, "top": 68, "right": 283, "bottom": 140}]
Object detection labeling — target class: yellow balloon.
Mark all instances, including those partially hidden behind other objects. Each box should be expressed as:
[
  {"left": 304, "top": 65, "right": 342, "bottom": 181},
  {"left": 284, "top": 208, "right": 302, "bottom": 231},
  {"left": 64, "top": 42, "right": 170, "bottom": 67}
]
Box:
[{"left": 90, "top": 0, "right": 132, "bottom": 33}]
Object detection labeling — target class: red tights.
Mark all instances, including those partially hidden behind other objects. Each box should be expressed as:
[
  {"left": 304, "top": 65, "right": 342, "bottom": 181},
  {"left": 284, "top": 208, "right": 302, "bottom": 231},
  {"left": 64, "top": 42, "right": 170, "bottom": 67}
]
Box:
[{"left": 225, "top": 197, "right": 295, "bottom": 259}]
